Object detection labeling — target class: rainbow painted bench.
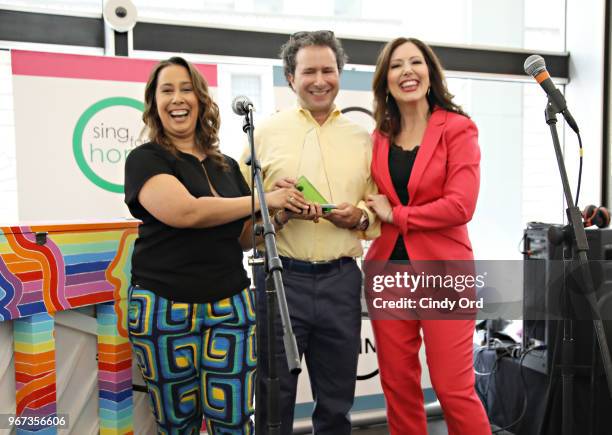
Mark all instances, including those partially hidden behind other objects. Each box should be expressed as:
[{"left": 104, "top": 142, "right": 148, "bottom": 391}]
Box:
[{"left": 0, "top": 221, "right": 138, "bottom": 434}]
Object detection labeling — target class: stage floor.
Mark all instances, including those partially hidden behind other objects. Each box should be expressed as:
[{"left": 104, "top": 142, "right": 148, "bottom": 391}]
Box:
[
  {"left": 352, "top": 419, "right": 511, "bottom": 434},
  {"left": 352, "top": 419, "right": 449, "bottom": 434}
]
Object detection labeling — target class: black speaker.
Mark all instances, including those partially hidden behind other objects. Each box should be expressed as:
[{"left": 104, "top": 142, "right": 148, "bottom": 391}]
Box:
[
  {"left": 522, "top": 223, "right": 612, "bottom": 435},
  {"left": 523, "top": 222, "right": 612, "bottom": 374}
]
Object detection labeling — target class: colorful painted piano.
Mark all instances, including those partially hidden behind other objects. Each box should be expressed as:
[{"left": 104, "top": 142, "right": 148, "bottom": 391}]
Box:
[{"left": 0, "top": 220, "right": 138, "bottom": 434}]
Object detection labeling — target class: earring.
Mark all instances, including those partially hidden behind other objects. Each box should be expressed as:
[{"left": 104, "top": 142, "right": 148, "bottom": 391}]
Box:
[
  {"left": 426, "top": 87, "right": 431, "bottom": 97},
  {"left": 385, "top": 92, "right": 390, "bottom": 104}
]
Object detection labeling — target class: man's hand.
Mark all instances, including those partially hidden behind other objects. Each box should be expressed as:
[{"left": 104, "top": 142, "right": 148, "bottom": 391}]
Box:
[
  {"left": 291, "top": 203, "right": 324, "bottom": 223},
  {"left": 324, "top": 202, "right": 362, "bottom": 229}
]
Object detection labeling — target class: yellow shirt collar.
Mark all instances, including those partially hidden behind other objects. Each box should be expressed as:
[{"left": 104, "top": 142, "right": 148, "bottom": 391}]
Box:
[{"left": 296, "top": 105, "right": 341, "bottom": 125}]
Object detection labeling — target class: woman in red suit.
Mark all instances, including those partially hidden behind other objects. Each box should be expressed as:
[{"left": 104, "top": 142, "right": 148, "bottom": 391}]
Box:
[{"left": 365, "top": 37, "right": 491, "bottom": 434}]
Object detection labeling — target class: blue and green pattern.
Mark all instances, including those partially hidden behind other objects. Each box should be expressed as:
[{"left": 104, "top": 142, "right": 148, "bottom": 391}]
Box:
[{"left": 128, "top": 287, "right": 256, "bottom": 435}]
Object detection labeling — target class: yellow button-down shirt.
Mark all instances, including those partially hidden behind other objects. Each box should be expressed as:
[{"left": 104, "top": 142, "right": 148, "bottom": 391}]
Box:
[{"left": 240, "top": 106, "right": 380, "bottom": 261}]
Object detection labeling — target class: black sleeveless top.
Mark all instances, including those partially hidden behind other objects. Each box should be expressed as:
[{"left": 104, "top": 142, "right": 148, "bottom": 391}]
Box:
[{"left": 388, "top": 143, "right": 419, "bottom": 261}]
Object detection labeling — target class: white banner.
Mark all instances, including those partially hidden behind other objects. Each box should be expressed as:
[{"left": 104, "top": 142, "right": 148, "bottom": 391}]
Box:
[{"left": 11, "top": 50, "right": 217, "bottom": 221}]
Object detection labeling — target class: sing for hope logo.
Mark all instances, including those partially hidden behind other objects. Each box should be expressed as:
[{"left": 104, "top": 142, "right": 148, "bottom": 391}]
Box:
[{"left": 73, "top": 97, "right": 145, "bottom": 193}]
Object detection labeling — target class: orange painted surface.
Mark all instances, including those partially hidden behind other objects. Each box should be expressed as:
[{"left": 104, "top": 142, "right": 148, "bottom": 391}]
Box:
[
  {"left": 98, "top": 342, "right": 131, "bottom": 354},
  {"left": 15, "top": 360, "right": 55, "bottom": 376}
]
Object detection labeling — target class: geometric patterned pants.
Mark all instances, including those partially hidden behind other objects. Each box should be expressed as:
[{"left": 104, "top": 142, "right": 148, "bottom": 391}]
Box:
[{"left": 127, "top": 286, "right": 256, "bottom": 435}]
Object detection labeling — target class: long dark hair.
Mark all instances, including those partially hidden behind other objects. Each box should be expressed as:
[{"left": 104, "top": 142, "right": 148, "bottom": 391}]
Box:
[
  {"left": 142, "top": 56, "right": 227, "bottom": 169},
  {"left": 372, "top": 37, "right": 468, "bottom": 139}
]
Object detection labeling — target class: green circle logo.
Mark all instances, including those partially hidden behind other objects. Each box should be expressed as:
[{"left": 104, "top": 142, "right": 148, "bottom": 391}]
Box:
[{"left": 73, "top": 97, "right": 144, "bottom": 193}]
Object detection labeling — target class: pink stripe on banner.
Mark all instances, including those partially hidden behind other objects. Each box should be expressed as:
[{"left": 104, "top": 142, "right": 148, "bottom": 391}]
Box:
[
  {"left": 23, "top": 280, "right": 42, "bottom": 292},
  {"left": 11, "top": 50, "right": 218, "bottom": 86},
  {"left": 65, "top": 270, "right": 106, "bottom": 286},
  {"left": 25, "top": 401, "right": 56, "bottom": 416},
  {"left": 65, "top": 280, "right": 114, "bottom": 298},
  {"left": 20, "top": 290, "right": 43, "bottom": 304},
  {"left": 98, "top": 369, "right": 131, "bottom": 384}
]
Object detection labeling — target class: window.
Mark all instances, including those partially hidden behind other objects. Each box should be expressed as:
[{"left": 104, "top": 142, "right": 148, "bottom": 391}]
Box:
[
  {"left": 334, "top": 0, "right": 362, "bottom": 18},
  {"left": 201, "top": 0, "right": 236, "bottom": 11},
  {"left": 254, "top": 0, "right": 283, "bottom": 14},
  {"left": 1, "top": 0, "right": 566, "bottom": 52}
]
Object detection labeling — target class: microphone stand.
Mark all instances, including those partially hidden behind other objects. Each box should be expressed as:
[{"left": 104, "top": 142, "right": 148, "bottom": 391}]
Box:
[
  {"left": 240, "top": 107, "right": 301, "bottom": 435},
  {"left": 543, "top": 97, "right": 612, "bottom": 435}
]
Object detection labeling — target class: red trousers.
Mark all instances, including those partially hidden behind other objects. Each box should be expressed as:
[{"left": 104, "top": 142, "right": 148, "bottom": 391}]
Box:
[{"left": 371, "top": 319, "right": 491, "bottom": 435}]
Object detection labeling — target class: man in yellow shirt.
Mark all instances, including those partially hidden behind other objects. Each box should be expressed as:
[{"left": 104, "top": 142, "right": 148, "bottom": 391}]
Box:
[{"left": 241, "top": 30, "right": 379, "bottom": 435}]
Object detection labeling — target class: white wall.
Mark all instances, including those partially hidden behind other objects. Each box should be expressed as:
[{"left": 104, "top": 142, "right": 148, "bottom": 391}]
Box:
[
  {"left": 0, "top": 50, "right": 17, "bottom": 223},
  {"left": 472, "top": 0, "right": 524, "bottom": 47},
  {"left": 564, "top": 0, "right": 606, "bottom": 209}
]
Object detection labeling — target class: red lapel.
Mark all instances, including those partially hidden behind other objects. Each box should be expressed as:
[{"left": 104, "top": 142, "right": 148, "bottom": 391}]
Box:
[
  {"left": 374, "top": 108, "right": 447, "bottom": 207},
  {"left": 407, "top": 108, "right": 447, "bottom": 203}
]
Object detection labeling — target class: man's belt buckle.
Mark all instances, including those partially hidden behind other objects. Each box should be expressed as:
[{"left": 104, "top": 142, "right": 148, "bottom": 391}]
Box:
[{"left": 310, "top": 259, "right": 334, "bottom": 265}]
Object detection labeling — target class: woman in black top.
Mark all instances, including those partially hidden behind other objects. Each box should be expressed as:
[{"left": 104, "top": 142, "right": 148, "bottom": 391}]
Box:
[{"left": 124, "top": 56, "right": 307, "bottom": 434}]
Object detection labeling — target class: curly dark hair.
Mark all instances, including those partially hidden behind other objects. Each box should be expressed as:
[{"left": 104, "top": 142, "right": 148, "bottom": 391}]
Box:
[
  {"left": 142, "top": 56, "right": 227, "bottom": 169},
  {"left": 372, "top": 37, "right": 468, "bottom": 139},
  {"left": 280, "top": 30, "right": 348, "bottom": 89}
]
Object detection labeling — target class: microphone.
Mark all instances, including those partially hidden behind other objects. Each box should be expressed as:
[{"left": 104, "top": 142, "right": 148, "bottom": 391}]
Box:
[
  {"left": 232, "top": 95, "right": 254, "bottom": 116},
  {"left": 523, "top": 54, "right": 579, "bottom": 133}
]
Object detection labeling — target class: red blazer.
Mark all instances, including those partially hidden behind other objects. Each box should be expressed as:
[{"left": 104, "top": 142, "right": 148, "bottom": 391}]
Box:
[{"left": 366, "top": 108, "right": 480, "bottom": 262}]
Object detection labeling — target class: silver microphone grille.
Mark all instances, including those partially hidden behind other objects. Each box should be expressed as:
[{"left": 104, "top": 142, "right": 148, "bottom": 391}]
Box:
[
  {"left": 231, "top": 95, "right": 252, "bottom": 116},
  {"left": 524, "top": 54, "right": 546, "bottom": 77}
]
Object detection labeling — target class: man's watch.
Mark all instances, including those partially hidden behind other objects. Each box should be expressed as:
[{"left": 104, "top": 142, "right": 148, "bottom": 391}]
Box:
[{"left": 353, "top": 209, "right": 369, "bottom": 231}]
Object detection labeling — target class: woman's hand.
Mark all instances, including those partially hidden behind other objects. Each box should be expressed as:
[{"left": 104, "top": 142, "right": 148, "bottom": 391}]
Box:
[
  {"left": 272, "top": 177, "right": 297, "bottom": 190},
  {"left": 270, "top": 177, "right": 323, "bottom": 222},
  {"left": 265, "top": 188, "right": 309, "bottom": 214},
  {"left": 366, "top": 194, "right": 394, "bottom": 224}
]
